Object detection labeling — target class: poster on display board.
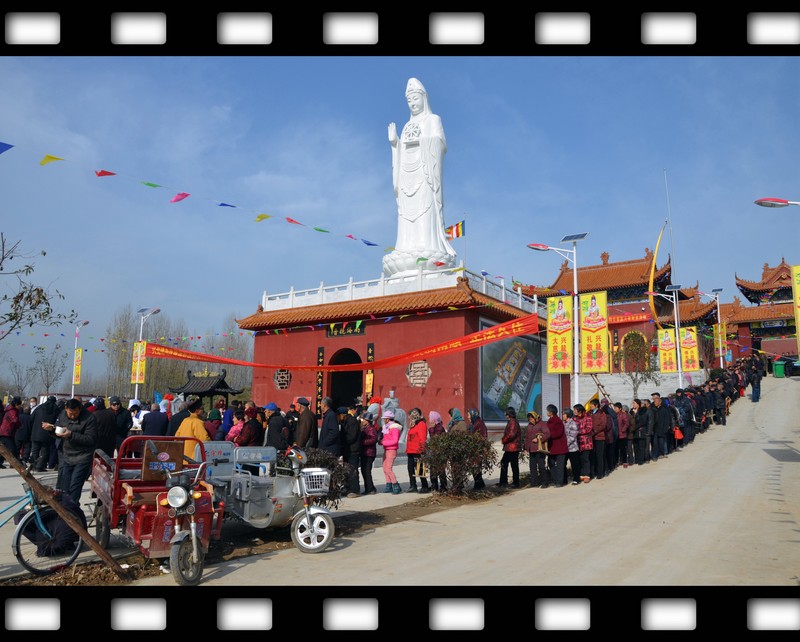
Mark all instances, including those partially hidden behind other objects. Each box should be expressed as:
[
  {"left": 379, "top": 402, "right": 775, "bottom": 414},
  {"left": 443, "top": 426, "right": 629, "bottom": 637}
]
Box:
[{"left": 479, "top": 318, "right": 543, "bottom": 422}]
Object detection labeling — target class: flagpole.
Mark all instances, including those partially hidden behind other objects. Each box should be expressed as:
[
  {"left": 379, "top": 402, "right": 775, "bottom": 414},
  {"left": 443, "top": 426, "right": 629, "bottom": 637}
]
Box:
[{"left": 463, "top": 212, "right": 467, "bottom": 271}]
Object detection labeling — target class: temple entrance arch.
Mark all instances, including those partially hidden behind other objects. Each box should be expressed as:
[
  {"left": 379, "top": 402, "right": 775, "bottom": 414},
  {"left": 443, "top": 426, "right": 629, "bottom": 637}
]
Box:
[{"left": 328, "top": 348, "right": 363, "bottom": 410}]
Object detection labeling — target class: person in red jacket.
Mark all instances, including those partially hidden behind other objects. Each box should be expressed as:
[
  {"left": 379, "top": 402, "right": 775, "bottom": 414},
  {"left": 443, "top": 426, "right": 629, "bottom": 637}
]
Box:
[
  {"left": 499, "top": 406, "right": 521, "bottom": 488},
  {"left": 545, "top": 404, "right": 568, "bottom": 487},
  {"left": 589, "top": 398, "right": 607, "bottom": 480},
  {"left": 0, "top": 396, "right": 22, "bottom": 468},
  {"left": 405, "top": 408, "right": 430, "bottom": 493}
]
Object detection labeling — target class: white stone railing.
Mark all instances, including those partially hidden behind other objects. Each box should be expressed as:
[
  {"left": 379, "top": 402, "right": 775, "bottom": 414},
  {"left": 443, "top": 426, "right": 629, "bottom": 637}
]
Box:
[{"left": 261, "top": 265, "right": 543, "bottom": 315}]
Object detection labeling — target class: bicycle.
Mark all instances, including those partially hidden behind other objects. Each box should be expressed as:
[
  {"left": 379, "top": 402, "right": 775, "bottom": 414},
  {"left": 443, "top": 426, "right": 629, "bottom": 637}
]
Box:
[{"left": 0, "top": 472, "right": 84, "bottom": 575}]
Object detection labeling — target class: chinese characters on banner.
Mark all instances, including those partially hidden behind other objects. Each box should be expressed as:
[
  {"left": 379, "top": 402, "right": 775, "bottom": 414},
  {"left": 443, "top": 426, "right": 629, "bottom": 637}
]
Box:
[
  {"left": 547, "top": 295, "right": 573, "bottom": 373},
  {"left": 713, "top": 322, "right": 727, "bottom": 357},
  {"left": 679, "top": 326, "right": 701, "bottom": 371},
  {"left": 658, "top": 329, "right": 678, "bottom": 373},
  {"left": 73, "top": 347, "right": 82, "bottom": 386},
  {"left": 793, "top": 265, "right": 800, "bottom": 357},
  {"left": 579, "top": 291, "right": 609, "bottom": 373},
  {"left": 130, "top": 340, "right": 147, "bottom": 384}
]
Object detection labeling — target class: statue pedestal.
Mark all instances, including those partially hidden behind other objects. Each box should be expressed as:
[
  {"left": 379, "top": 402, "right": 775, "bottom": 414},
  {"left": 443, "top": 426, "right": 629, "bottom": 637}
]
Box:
[{"left": 382, "top": 248, "right": 456, "bottom": 277}]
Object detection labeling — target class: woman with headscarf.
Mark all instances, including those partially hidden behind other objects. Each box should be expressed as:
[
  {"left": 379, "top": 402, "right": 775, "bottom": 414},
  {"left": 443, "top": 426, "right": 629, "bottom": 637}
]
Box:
[
  {"left": 562, "top": 408, "right": 582, "bottom": 485},
  {"left": 204, "top": 408, "right": 222, "bottom": 441},
  {"left": 467, "top": 408, "right": 488, "bottom": 490},
  {"left": 405, "top": 408, "right": 430, "bottom": 493},
  {"left": 524, "top": 410, "right": 550, "bottom": 488},
  {"left": 427, "top": 410, "right": 448, "bottom": 492},
  {"left": 380, "top": 409, "right": 402, "bottom": 494},
  {"left": 446, "top": 407, "right": 467, "bottom": 432},
  {"left": 359, "top": 412, "right": 379, "bottom": 495}
]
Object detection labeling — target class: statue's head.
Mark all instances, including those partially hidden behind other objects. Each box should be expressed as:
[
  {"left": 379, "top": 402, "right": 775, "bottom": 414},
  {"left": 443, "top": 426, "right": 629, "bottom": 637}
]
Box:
[{"left": 405, "top": 77, "right": 430, "bottom": 116}]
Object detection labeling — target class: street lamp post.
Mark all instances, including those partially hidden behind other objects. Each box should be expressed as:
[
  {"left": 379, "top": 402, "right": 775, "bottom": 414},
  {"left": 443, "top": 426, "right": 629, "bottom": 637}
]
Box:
[
  {"left": 528, "top": 232, "right": 589, "bottom": 407},
  {"left": 754, "top": 197, "right": 800, "bottom": 208},
  {"left": 134, "top": 307, "right": 160, "bottom": 402},
  {"left": 649, "top": 285, "right": 684, "bottom": 388},
  {"left": 698, "top": 288, "right": 724, "bottom": 369},
  {"left": 70, "top": 320, "right": 90, "bottom": 398}
]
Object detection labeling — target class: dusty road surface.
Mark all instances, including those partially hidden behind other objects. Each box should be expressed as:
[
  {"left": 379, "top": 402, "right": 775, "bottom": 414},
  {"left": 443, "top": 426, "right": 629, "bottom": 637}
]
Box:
[{"left": 126, "top": 374, "right": 799, "bottom": 588}]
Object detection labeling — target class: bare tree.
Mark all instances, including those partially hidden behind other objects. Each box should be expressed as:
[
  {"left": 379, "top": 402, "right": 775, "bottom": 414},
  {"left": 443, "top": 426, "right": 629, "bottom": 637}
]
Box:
[
  {"left": 7, "top": 358, "right": 37, "bottom": 398},
  {"left": 32, "top": 345, "right": 69, "bottom": 395},
  {"left": 612, "top": 331, "right": 662, "bottom": 399},
  {"left": 0, "top": 233, "right": 76, "bottom": 342}
]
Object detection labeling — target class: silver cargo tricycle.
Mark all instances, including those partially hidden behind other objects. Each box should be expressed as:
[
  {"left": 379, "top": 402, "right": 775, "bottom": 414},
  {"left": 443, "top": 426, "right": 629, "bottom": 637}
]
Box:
[{"left": 200, "top": 442, "right": 335, "bottom": 554}]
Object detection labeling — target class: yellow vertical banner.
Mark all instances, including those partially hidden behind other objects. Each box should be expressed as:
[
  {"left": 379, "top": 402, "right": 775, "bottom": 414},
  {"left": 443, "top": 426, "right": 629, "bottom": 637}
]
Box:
[
  {"left": 547, "top": 295, "right": 573, "bottom": 373},
  {"left": 680, "top": 326, "right": 701, "bottom": 371},
  {"left": 579, "top": 291, "right": 609, "bottom": 373},
  {"left": 658, "top": 329, "right": 678, "bottom": 373},
  {"left": 792, "top": 265, "right": 800, "bottom": 358},
  {"left": 713, "top": 323, "right": 727, "bottom": 357},
  {"left": 73, "top": 348, "right": 83, "bottom": 386},
  {"left": 131, "top": 340, "right": 147, "bottom": 384}
]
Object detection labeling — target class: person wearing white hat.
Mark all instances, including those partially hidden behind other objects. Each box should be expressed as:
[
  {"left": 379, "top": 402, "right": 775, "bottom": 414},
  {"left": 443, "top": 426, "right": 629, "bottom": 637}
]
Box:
[{"left": 380, "top": 409, "right": 402, "bottom": 494}]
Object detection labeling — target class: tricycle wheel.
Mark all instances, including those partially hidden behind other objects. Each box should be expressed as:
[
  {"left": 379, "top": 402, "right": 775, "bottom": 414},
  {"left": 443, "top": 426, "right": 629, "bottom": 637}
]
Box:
[
  {"left": 291, "top": 512, "right": 335, "bottom": 553},
  {"left": 94, "top": 501, "right": 110, "bottom": 549},
  {"left": 170, "top": 538, "right": 204, "bottom": 586}
]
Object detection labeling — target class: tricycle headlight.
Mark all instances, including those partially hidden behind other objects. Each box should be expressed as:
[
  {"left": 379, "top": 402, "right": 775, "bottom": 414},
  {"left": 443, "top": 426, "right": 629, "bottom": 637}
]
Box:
[{"left": 167, "top": 486, "right": 189, "bottom": 508}]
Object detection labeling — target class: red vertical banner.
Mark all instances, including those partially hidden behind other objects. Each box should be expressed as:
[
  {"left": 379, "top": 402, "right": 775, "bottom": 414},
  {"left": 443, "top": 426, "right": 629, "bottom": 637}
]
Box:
[
  {"left": 547, "top": 295, "right": 573, "bottom": 373},
  {"left": 579, "top": 291, "right": 609, "bottom": 373}
]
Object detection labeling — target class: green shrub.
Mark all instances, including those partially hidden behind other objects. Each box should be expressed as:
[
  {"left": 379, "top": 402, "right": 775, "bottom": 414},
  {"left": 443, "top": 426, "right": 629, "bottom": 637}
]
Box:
[{"left": 421, "top": 431, "right": 498, "bottom": 495}]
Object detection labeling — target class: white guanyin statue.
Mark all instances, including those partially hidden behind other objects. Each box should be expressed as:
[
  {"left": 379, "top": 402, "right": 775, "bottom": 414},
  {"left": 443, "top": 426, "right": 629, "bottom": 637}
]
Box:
[{"left": 382, "top": 78, "right": 457, "bottom": 277}]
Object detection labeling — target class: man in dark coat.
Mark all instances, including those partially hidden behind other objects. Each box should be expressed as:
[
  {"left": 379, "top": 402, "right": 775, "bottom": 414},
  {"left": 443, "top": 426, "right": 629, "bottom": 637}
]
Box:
[
  {"left": 92, "top": 397, "right": 118, "bottom": 458},
  {"left": 650, "top": 392, "right": 672, "bottom": 461},
  {"left": 167, "top": 401, "right": 190, "bottom": 437},
  {"left": 317, "top": 397, "right": 341, "bottom": 457},
  {"left": 141, "top": 403, "right": 169, "bottom": 436},
  {"left": 30, "top": 396, "right": 59, "bottom": 471},
  {"left": 339, "top": 405, "right": 362, "bottom": 497},
  {"left": 44, "top": 398, "right": 98, "bottom": 503},
  {"left": 264, "top": 402, "right": 289, "bottom": 450},
  {"left": 109, "top": 396, "right": 133, "bottom": 450},
  {"left": 293, "top": 398, "right": 318, "bottom": 448}
]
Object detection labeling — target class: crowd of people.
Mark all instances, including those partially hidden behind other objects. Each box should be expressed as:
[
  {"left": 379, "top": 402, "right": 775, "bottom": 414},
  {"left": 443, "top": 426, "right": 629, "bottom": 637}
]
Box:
[
  {"left": 0, "top": 354, "right": 770, "bottom": 505},
  {"left": 496, "top": 354, "right": 766, "bottom": 488}
]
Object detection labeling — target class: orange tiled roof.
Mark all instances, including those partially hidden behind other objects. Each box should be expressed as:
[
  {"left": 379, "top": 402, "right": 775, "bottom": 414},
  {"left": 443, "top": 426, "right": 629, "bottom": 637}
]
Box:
[
  {"left": 656, "top": 295, "right": 716, "bottom": 325},
  {"left": 735, "top": 258, "right": 794, "bottom": 293},
  {"left": 521, "top": 249, "right": 671, "bottom": 297},
  {"left": 719, "top": 298, "right": 794, "bottom": 324},
  {"left": 237, "top": 277, "right": 544, "bottom": 331}
]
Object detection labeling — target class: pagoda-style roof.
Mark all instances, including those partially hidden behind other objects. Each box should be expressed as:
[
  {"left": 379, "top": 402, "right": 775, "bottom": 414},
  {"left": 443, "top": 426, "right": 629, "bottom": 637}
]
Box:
[
  {"left": 521, "top": 249, "right": 671, "bottom": 299},
  {"left": 719, "top": 297, "right": 795, "bottom": 324},
  {"left": 237, "top": 277, "right": 545, "bottom": 331},
  {"left": 656, "top": 290, "right": 718, "bottom": 326},
  {"left": 735, "top": 258, "right": 794, "bottom": 304},
  {"left": 169, "top": 367, "right": 244, "bottom": 397}
]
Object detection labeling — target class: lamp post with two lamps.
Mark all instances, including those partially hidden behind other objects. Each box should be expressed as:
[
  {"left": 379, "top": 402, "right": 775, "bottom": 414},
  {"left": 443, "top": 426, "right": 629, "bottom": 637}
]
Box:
[
  {"left": 134, "top": 307, "right": 160, "bottom": 402},
  {"left": 70, "top": 319, "right": 90, "bottom": 399},
  {"left": 697, "top": 288, "right": 725, "bottom": 369},
  {"left": 528, "top": 232, "right": 589, "bottom": 407},
  {"left": 646, "top": 285, "right": 684, "bottom": 388}
]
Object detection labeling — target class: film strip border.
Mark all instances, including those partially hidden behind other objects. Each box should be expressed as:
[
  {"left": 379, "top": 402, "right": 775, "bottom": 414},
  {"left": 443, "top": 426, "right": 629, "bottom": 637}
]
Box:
[
  {"left": 2, "top": 587, "right": 799, "bottom": 632},
  {"left": 3, "top": 10, "right": 800, "bottom": 53}
]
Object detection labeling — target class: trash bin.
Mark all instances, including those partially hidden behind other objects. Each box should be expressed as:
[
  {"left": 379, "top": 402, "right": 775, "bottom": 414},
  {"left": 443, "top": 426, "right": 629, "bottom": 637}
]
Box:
[{"left": 773, "top": 361, "right": 785, "bottom": 378}]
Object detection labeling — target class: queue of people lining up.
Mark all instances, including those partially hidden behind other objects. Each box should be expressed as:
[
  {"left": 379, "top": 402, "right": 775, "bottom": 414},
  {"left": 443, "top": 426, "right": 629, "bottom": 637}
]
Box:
[{"left": 496, "top": 353, "right": 766, "bottom": 488}]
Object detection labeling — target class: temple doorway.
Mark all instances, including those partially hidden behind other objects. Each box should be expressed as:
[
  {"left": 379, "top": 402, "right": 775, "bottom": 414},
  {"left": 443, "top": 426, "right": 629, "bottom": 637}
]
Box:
[{"left": 328, "top": 348, "right": 363, "bottom": 410}]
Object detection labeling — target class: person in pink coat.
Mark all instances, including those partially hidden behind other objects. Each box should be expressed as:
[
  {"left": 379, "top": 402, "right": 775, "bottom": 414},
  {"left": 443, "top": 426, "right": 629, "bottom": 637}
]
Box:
[{"left": 380, "top": 409, "right": 402, "bottom": 494}]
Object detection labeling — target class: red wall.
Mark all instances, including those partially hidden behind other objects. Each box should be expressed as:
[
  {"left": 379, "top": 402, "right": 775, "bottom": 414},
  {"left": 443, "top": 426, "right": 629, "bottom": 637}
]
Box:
[{"left": 251, "top": 310, "right": 495, "bottom": 419}]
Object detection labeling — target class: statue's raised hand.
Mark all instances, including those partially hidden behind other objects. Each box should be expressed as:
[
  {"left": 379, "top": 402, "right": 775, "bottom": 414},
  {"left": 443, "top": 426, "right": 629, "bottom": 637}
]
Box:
[{"left": 388, "top": 122, "right": 398, "bottom": 146}]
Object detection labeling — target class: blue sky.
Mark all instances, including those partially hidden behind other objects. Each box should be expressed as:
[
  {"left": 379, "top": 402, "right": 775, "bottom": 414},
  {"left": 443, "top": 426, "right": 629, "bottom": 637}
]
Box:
[{"left": 1, "top": 56, "right": 798, "bottom": 379}]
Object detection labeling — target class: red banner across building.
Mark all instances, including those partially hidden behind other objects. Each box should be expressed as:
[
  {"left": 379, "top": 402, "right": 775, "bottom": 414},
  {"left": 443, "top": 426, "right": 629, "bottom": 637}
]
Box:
[{"left": 144, "top": 313, "right": 540, "bottom": 372}]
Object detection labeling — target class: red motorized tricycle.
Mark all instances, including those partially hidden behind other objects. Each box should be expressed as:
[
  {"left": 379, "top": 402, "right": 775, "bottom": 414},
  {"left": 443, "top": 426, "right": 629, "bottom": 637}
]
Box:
[{"left": 90, "top": 435, "right": 226, "bottom": 585}]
